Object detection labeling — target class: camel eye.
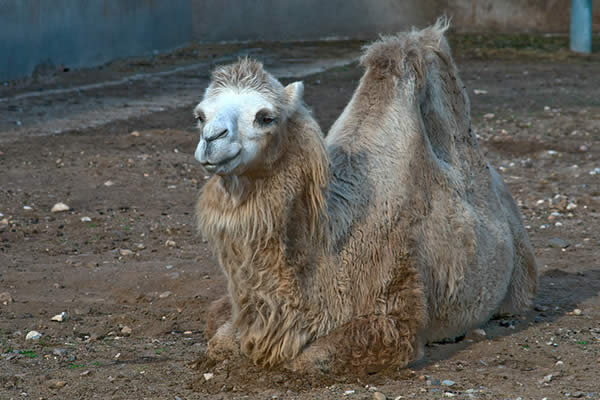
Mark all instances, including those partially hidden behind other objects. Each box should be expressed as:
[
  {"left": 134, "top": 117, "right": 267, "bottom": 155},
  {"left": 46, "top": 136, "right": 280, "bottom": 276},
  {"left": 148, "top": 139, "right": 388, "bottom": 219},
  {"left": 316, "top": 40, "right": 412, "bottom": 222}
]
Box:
[
  {"left": 256, "top": 109, "right": 276, "bottom": 126},
  {"left": 195, "top": 112, "right": 205, "bottom": 124}
]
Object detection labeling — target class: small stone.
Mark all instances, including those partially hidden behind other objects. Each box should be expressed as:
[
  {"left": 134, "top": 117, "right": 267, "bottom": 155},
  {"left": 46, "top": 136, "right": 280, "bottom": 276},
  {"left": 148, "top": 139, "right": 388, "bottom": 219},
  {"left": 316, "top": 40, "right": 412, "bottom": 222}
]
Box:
[
  {"left": 571, "top": 392, "right": 585, "bottom": 398},
  {"left": 104, "top": 180, "right": 115, "bottom": 187},
  {"left": 539, "top": 374, "right": 552, "bottom": 384},
  {"left": 443, "top": 393, "right": 456, "bottom": 398},
  {"left": 548, "top": 238, "right": 569, "bottom": 248},
  {"left": 535, "top": 305, "right": 548, "bottom": 312},
  {"left": 471, "top": 328, "right": 486, "bottom": 338},
  {"left": 26, "top": 330, "right": 42, "bottom": 340},
  {"left": 184, "top": 330, "right": 193, "bottom": 335},
  {"left": 120, "top": 326, "right": 132, "bottom": 336},
  {"left": 52, "top": 348, "right": 67, "bottom": 356},
  {"left": 573, "top": 308, "right": 582, "bottom": 316},
  {"left": 0, "top": 292, "right": 14, "bottom": 305},
  {"left": 159, "top": 291, "right": 172, "bottom": 299},
  {"left": 136, "top": 243, "right": 146, "bottom": 250},
  {"left": 51, "top": 202, "right": 70, "bottom": 213},
  {"left": 23, "top": 205, "right": 33, "bottom": 210},
  {"left": 119, "top": 249, "right": 133, "bottom": 256},
  {"left": 344, "top": 390, "right": 355, "bottom": 395},
  {"left": 203, "top": 372, "right": 214, "bottom": 381},
  {"left": 165, "top": 239, "right": 176, "bottom": 247},
  {"left": 81, "top": 216, "right": 92, "bottom": 222},
  {"left": 80, "top": 370, "right": 91, "bottom": 376},
  {"left": 48, "top": 380, "right": 67, "bottom": 389},
  {"left": 473, "top": 89, "right": 488, "bottom": 95},
  {"left": 372, "top": 392, "right": 387, "bottom": 400},
  {"left": 483, "top": 113, "right": 495, "bottom": 119},
  {"left": 51, "top": 312, "right": 67, "bottom": 322},
  {"left": 566, "top": 202, "right": 577, "bottom": 210},
  {"left": 441, "top": 380, "right": 455, "bottom": 387},
  {"left": 555, "top": 360, "right": 564, "bottom": 366},
  {"left": 130, "top": 131, "right": 140, "bottom": 137}
]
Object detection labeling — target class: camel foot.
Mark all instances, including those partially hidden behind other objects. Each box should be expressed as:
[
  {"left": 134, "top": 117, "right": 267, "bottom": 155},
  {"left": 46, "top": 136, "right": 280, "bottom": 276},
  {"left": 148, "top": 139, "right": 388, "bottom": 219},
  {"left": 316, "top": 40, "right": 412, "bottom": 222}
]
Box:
[{"left": 206, "top": 321, "right": 241, "bottom": 361}]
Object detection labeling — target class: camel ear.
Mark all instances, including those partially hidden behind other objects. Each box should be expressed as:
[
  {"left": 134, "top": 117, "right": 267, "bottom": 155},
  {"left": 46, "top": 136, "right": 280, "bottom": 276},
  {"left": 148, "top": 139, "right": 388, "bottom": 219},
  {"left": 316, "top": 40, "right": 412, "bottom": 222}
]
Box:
[{"left": 284, "top": 81, "right": 304, "bottom": 110}]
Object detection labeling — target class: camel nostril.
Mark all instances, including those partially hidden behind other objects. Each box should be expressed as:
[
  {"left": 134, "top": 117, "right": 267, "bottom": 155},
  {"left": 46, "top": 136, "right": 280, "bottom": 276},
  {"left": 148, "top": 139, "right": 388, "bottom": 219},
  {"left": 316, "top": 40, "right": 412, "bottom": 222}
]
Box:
[{"left": 210, "top": 128, "right": 228, "bottom": 141}]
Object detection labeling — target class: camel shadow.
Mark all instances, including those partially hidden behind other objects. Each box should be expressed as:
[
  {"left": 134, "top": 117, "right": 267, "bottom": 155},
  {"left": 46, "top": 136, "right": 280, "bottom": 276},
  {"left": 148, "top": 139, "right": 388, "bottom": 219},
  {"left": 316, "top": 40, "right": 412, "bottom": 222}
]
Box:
[{"left": 411, "top": 267, "right": 600, "bottom": 369}]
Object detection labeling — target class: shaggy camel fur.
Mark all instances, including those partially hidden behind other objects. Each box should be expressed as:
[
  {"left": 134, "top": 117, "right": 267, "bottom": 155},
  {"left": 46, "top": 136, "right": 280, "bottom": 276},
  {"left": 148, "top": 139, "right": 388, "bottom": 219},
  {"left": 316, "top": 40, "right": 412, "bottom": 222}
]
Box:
[{"left": 194, "top": 20, "right": 537, "bottom": 374}]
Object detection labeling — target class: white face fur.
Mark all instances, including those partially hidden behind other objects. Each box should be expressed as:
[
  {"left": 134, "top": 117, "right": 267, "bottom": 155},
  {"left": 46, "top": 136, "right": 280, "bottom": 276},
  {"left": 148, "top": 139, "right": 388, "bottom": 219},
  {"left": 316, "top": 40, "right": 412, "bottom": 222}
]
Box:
[{"left": 193, "top": 82, "right": 303, "bottom": 176}]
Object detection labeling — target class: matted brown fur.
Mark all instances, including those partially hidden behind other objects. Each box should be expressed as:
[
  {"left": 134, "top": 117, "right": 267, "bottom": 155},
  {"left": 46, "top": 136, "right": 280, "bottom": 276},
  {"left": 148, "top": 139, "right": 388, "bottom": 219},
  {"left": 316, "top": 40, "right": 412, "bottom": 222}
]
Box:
[{"left": 195, "top": 19, "right": 537, "bottom": 375}]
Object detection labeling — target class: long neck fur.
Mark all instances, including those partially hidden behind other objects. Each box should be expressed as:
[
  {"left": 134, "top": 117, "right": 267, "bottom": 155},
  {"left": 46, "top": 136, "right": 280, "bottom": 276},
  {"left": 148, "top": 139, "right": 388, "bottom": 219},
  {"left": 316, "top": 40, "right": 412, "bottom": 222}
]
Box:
[{"left": 196, "top": 106, "right": 337, "bottom": 366}]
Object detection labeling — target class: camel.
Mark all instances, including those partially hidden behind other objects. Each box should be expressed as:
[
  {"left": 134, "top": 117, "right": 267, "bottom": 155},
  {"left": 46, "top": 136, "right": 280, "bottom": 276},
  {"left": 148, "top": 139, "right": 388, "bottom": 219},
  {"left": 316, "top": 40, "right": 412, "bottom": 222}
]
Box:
[{"left": 193, "top": 20, "right": 537, "bottom": 374}]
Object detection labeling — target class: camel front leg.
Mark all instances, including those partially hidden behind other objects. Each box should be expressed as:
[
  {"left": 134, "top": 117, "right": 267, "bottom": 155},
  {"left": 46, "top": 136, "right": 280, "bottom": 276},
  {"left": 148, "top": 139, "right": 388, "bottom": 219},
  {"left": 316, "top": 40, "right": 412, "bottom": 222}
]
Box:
[{"left": 287, "top": 314, "right": 423, "bottom": 375}]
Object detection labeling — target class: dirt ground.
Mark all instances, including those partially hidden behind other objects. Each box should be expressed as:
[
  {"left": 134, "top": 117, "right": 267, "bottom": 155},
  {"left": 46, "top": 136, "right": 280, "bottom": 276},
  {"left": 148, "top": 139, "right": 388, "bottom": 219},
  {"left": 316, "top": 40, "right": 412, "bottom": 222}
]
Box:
[{"left": 1, "top": 36, "right": 600, "bottom": 399}]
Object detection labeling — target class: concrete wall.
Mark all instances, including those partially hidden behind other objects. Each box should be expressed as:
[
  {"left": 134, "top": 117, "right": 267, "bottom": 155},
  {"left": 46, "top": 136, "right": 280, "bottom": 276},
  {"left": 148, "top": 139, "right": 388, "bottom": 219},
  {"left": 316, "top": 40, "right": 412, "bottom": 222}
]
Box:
[
  {"left": 0, "top": 0, "right": 193, "bottom": 81},
  {"left": 1, "top": 0, "right": 599, "bottom": 81}
]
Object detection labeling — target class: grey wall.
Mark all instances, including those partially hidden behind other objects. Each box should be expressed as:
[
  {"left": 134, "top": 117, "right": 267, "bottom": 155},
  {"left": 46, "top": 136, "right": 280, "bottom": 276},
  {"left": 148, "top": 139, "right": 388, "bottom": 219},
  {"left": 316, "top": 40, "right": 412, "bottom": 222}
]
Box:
[
  {"left": 0, "top": 0, "right": 193, "bottom": 81},
  {"left": 1, "top": 0, "right": 599, "bottom": 81}
]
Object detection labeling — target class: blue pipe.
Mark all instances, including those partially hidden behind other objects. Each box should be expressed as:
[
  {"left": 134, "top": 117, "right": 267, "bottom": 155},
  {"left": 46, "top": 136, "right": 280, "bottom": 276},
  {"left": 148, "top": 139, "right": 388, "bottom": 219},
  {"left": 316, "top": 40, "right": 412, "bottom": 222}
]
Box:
[{"left": 570, "top": 0, "right": 592, "bottom": 53}]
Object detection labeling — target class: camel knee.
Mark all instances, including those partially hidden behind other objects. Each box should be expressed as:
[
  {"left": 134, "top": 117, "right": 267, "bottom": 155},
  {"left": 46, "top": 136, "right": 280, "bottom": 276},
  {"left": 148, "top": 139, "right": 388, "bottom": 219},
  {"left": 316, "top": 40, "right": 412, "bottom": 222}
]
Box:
[
  {"left": 205, "top": 295, "right": 232, "bottom": 340},
  {"left": 293, "top": 315, "right": 422, "bottom": 375},
  {"left": 207, "top": 321, "right": 240, "bottom": 361}
]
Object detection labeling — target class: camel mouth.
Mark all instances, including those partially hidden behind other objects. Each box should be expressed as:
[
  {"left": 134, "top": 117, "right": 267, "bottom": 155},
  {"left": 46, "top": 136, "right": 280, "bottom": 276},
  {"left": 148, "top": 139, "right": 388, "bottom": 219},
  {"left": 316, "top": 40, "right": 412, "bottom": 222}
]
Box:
[{"left": 201, "top": 150, "right": 242, "bottom": 174}]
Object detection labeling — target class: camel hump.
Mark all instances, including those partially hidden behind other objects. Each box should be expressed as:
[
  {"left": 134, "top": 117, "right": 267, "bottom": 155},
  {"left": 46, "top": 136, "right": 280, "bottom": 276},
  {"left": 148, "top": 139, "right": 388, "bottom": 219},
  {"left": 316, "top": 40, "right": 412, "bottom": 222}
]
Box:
[{"left": 360, "top": 17, "right": 451, "bottom": 83}]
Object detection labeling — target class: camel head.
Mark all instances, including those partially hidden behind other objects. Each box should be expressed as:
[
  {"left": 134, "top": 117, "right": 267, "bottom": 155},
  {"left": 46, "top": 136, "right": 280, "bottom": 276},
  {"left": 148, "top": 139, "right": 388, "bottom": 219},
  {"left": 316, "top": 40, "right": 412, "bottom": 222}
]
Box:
[{"left": 194, "top": 58, "right": 304, "bottom": 176}]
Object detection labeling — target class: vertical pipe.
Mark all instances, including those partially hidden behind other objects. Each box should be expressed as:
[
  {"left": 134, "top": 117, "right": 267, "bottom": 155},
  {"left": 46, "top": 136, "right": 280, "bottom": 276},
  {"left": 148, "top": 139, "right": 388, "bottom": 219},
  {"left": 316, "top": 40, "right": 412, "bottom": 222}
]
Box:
[{"left": 570, "top": 0, "right": 592, "bottom": 53}]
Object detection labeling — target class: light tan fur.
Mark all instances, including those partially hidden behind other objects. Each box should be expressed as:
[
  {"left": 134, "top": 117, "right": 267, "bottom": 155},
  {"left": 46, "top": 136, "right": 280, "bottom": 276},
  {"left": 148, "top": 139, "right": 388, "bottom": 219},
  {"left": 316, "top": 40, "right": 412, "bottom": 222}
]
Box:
[{"left": 195, "top": 19, "right": 537, "bottom": 374}]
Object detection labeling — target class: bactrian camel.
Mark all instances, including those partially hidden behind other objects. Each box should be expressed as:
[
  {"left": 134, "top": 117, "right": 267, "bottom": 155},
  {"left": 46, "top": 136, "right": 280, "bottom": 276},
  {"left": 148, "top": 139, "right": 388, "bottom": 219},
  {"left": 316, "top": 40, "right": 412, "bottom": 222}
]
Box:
[{"left": 192, "top": 20, "right": 537, "bottom": 374}]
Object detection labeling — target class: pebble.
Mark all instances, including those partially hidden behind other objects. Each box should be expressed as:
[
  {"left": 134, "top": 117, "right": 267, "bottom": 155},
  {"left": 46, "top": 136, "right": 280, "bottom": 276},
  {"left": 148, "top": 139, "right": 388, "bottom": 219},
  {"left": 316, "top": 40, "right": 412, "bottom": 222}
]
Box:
[
  {"left": 344, "top": 390, "right": 356, "bottom": 395},
  {"left": 0, "top": 291, "right": 14, "bottom": 305},
  {"left": 548, "top": 238, "right": 569, "bottom": 248},
  {"left": 52, "top": 348, "right": 67, "bottom": 356},
  {"left": 81, "top": 216, "right": 92, "bottom": 222},
  {"left": 566, "top": 202, "right": 577, "bottom": 210},
  {"left": 130, "top": 131, "right": 140, "bottom": 137},
  {"left": 0, "top": 212, "right": 3, "bottom": 217},
  {"left": 51, "top": 311, "right": 68, "bottom": 322},
  {"left": 555, "top": 360, "right": 564, "bottom": 366},
  {"left": 372, "top": 392, "right": 387, "bottom": 400},
  {"left": 48, "top": 380, "right": 67, "bottom": 389},
  {"left": 26, "top": 331, "right": 42, "bottom": 340},
  {"left": 104, "top": 180, "right": 115, "bottom": 187},
  {"left": 571, "top": 392, "right": 585, "bottom": 398},
  {"left": 539, "top": 374, "right": 553, "bottom": 384},
  {"left": 483, "top": 113, "right": 495, "bottom": 119},
  {"left": 473, "top": 89, "right": 488, "bottom": 95},
  {"left": 120, "top": 326, "right": 132, "bottom": 335},
  {"left": 165, "top": 239, "right": 176, "bottom": 247},
  {"left": 441, "top": 380, "right": 456, "bottom": 387},
  {"left": 51, "top": 202, "right": 70, "bottom": 213},
  {"left": 573, "top": 308, "right": 582, "bottom": 316},
  {"left": 119, "top": 249, "right": 133, "bottom": 256},
  {"left": 203, "top": 372, "right": 214, "bottom": 381},
  {"left": 23, "top": 206, "right": 33, "bottom": 210},
  {"left": 471, "top": 328, "right": 486, "bottom": 338},
  {"left": 589, "top": 167, "right": 600, "bottom": 175},
  {"left": 159, "top": 291, "right": 172, "bottom": 299}
]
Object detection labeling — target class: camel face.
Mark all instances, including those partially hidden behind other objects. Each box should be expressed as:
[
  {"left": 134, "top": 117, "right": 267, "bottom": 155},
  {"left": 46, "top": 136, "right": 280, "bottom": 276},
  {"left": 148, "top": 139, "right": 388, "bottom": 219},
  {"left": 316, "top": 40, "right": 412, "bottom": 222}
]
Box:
[
  {"left": 193, "top": 58, "right": 305, "bottom": 177},
  {"left": 194, "top": 89, "right": 278, "bottom": 175}
]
